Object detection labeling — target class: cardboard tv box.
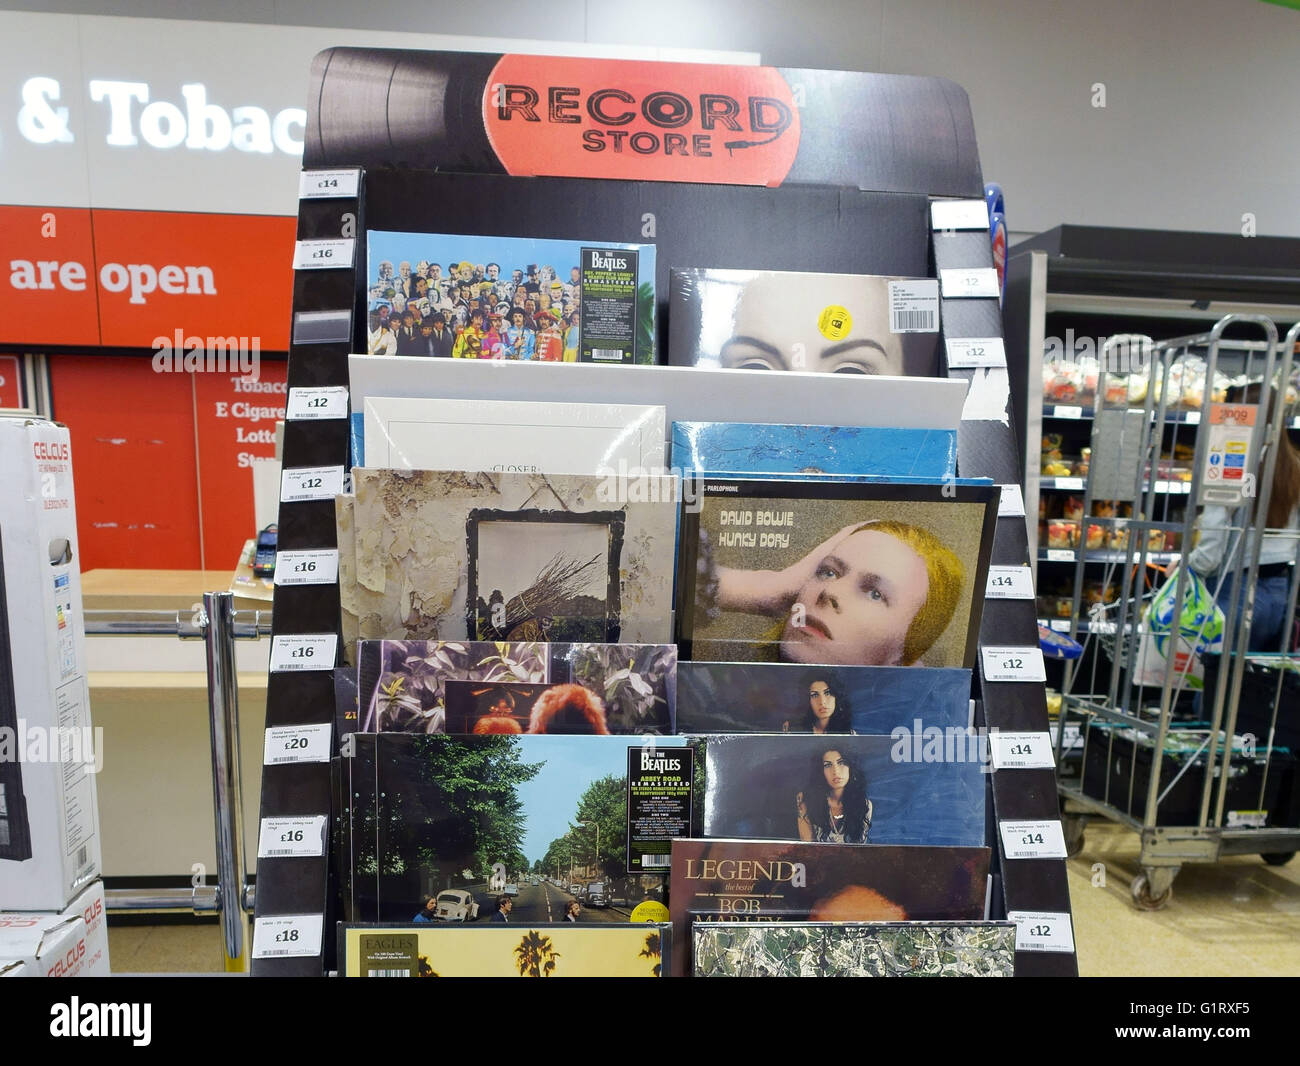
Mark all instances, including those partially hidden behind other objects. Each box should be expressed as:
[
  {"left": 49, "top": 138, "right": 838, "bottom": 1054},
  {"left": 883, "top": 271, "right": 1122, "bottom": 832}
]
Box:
[
  {"left": 0, "top": 910, "right": 86, "bottom": 978},
  {"left": 0, "top": 417, "right": 102, "bottom": 911}
]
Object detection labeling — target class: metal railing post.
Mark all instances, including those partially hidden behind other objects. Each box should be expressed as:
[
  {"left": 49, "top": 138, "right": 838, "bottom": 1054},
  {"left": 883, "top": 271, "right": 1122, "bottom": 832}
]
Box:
[{"left": 201, "top": 591, "right": 249, "bottom": 973}]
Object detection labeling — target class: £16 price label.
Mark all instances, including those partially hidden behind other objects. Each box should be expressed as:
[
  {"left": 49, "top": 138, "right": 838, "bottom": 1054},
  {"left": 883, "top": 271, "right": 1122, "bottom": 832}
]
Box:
[
  {"left": 981, "top": 646, "right": 1047, "bottom": 683},
  {"left": 257, "top": 815, "right": 327, "bottom": 859},
  {"left": 269, "top": 634, "right": 337, "bottom": 673},
  {"left": 263, "top": 724, "right": 332, "bottom": 765},
  {"left": 274, "top": 549, "right": 339, "bottom": 587},
  {"left": 293, "top": 238, "right": 355, "bottom": 271},
  {"left": 1007, "top": 911, "right": 1076, "bottom": 953},
  {"left": 999, "top": 820, "right": 1068, "bottom": 859},
  {"left": 252, "top": 914, "right": 324, "bottom": 959}
]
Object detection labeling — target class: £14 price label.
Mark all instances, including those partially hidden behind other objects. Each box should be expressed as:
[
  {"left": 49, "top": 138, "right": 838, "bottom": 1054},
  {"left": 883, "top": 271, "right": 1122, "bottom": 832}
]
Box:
[
  {"left": 999, "top": 820, "right": 1068, "bottom": 859},
  {"left": 298, "top": 168, "right": 360, "bottom": 199},
  {"left": 985, "top": 565, "right": 1034, "bottom": 600},
  {"left": 989, "top": 731, "right": 1056, "bottom": 770}
]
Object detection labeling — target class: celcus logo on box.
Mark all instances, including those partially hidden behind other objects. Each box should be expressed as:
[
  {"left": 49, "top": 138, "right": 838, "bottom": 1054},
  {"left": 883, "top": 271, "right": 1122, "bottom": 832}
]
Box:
[{"left": 19, "top": 76, "right": 304, "bottom": 155}]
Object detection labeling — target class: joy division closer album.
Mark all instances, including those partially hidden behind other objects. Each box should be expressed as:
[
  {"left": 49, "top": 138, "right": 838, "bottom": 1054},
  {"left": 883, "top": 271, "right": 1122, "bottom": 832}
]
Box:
[
  {"left": 668, "top": 269, "right": 940, "bottom": 375},
  {"left": 675, "top": 662, "right": 971, "bottom": 734},
  {"left": 340, "top": 923, "right": 671, "bottom": 978},
  {"left": 691, "top": 921, "right": 1015, "bottom": 978},
  {"left": 676, "top": 478, "right": 998, "bottom": 668},
  {"left": 357, "top": 639, "right": 676, "bottom": 735},
  {"left": 342, "top": 733, "right": 691, "bottom": 923},
  {"left": 348, "top": 469, "right": 678, "bottom": 646},
  {"left": 366, "top": 231, "right": 656, "bottom": 364},
  {"left": 667, "top": 838, "right": 990, "bottom": 976},
  {"left": 700, "top": 734, "right": 986, "bottom": 847},
  {"left": 670, "top": 421, "right": 957, "bottom": 481}
]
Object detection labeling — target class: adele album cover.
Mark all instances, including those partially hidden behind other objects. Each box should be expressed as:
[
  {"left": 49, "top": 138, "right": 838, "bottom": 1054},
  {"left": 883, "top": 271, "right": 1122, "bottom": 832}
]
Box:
[
  {"left": 692, "top": 921, "right": 1015, "bottom": 978},
  {"left": 356, "top": 639, "right": 676, "bottom": 735},
  {"left": 340, "top": 923, "right": 671, "bottom": 978},
  {"left": 676, "top": 478, "right": 997, "bottom": 669},
  {"left": 667, "top": 838, "right": 990, "bottom": 976},
  {"left": 342, "top": 733, "right": 691, "bottom": 923},
  {"left": 668, "top": 268, "right": 940, "bottom": 375},
  {"left": 365, "top": 231, "right": 656, "bottom": 364},
  {"left": 348, "top": 468, "right": 677, "bottom": 646},
  {"left": 675, "top": 661, "right": 970, "bottom": 734},
  {"left": 700, "top": 734, "right": 986, "bottom": 848}
]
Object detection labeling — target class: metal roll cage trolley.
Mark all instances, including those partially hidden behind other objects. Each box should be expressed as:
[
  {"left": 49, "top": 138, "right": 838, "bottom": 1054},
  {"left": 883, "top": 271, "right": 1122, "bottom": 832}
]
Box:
[{"left": 1055, "top": 316, "right": 1300, "bottom": 908}]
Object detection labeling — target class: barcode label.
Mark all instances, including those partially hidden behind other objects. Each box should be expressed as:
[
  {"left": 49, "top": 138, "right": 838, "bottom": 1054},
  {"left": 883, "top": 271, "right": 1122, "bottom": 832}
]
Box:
[
  {"left": 257, "top": 816, "right": 327, "bottom": 859},
  {"left": 641, "top": 854, "right": 671, "bottom": 868},
  {"left": 368, "top": 968, "right": 413, "bottom": 977},
  {"left": 590, "top": 348, "right": 624, "bottom": 362},
  {"left": 76, "top": 846, "right": 88, "bottom": 868},
  {"left": 887, "top": 280, "right": 940, "bottom": 334}
]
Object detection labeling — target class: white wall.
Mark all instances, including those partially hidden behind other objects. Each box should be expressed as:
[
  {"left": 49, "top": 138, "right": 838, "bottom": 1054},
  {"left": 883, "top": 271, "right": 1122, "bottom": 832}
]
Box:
[{"left": 5, "top": 0, "right": 1299, "bottom": 236}]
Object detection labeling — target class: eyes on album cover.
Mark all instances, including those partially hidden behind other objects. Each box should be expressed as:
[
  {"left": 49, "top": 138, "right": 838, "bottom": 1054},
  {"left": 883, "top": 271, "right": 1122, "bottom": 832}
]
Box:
[{"left": 676, "top": 479, "right": 998, "bottom": 670}]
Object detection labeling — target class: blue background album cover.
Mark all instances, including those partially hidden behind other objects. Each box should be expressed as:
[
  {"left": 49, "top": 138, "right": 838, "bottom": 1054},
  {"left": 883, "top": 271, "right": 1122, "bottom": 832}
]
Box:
[
  {"left": 701, "top": 734, "right": 986, "bottom": 848},
  {"left": 365, "top": 231, "right": 656, "bottom": 364},
  {"left": 675, "top": 662, "right": 970, "bottom": 734},
  {"left": 671, "top": 421, "right": 957, "bottom": 481}
]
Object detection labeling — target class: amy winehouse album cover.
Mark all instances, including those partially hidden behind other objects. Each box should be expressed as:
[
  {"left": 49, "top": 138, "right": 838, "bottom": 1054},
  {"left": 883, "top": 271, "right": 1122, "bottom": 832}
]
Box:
[
  {"left": 357, "top": 639, "right": 676, "bottom": 735},
  {"left": 700, "top": 734, "right": 986, "bottom": 847},
  {"left": 340, "top": 923, "right": 671, "bottom": 978},
  {"left": 668, "top": 269, "right": 940, "bottom": 375},
  {"left": 342, "top": 733, "right": 690, "bottom": 923},
  {"left": 692, "top": 920, "right": 1015, "bottom": 978},
  {"left": 667, "top": 838, "right": 990, "bottom": 976},
  {"left": 670, "top": 421, "right": 957, "bottom": 482},
  {"left": 349, "top": 468, "right": 677, "bottom": 646},
  {"left": 366, "top": 232, "right": 656, "bottom": 364},
  {"left": 675, "top": 662, "right": 971, "bottom": 734},
  {"left": 676, "top": 479, "right": 998, "bottom": 669}
]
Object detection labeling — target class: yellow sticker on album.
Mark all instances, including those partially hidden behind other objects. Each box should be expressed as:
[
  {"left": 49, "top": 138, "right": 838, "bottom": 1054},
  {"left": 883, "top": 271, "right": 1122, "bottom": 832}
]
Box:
[
  {"left": 630, "top": 900, "right": 670, "bottom": 923},
  {"left": 818, "top": 305, "right": 852, "bottom": 341}
]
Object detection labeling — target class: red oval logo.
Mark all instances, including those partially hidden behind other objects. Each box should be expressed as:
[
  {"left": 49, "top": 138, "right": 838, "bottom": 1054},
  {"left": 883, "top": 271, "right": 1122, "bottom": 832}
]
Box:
[{"left": 484, "top": 55, "right": 800, "bottom": 187}]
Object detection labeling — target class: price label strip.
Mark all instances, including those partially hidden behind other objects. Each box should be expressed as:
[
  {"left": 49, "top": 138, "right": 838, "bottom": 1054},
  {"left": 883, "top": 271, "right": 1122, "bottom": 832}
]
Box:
[
  {"left": 298, "top": 168, "right": 360, "bottom": 199},
  {"left": 263, "top": 723, "right": 332, "bottom": 766},
  {"left": 281, "top": 465, "right": 345, "bottom": 503},
  {"left": 939, "top": 267, "right": 1000, "bottom": 299},
  {"left": 252, "top": 914, "right": 324, "bottom": 959},
  {"left": 998, "top": 483, "right": 1026, "bottom": 518},
  {"left": 985, "top": 565, "right": 1034, "bottom": 600},
  {"left": 1007, "top": 911, "right": 1076, "bottom": 954},
  {"left": 1053, "top": 477, "right": 1085, "bottom": 491},
  {"left": 989, "top": 731, "right": 1056, "bottom": 770},
  {"left": 982, "top": 645, "right": 1047, "bottom": 683},
  {"left": 293, "top": 238, "right": 355, "bottom": 271},
  {"left": 999, "top": 820, "right": 1068, "bottom": 860},
  {"left": 257, "top": 815, "right": 328, "bottom": 859},
  {"left": 269, "top": 634, "right": 338, "bottom": 673},
  {"left": 274, "top": 549, "right": 340, "bottom": 587},
  {"left": 1046, "top": 548, "right": 1074, "bottom": 562},
  {"left": 930, "top": 199, "right": 990, "bottom": 231},
  {"left": 1050, "top": 405, "right": 1084, "bottom": 420},
  {"left": 946, "top": 337, "right": 1007, "bottom": 369},
  {"left": 286, "top": 386, "right": 349, "bottom": 421}
]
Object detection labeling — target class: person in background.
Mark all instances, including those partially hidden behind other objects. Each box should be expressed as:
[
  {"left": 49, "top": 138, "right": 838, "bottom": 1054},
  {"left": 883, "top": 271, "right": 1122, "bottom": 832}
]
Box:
[
  {"left": 413, "top": 896, "right": 437, "bottom": 923},
  {"left": 1189, "top": 392, "right": 1300, "bottom": 652},
  {"left": 564, "top": 900, "right": 581, "bottom": 922},
  {"left": 490, "top": 895, "right": 513, "bottom": 922}
]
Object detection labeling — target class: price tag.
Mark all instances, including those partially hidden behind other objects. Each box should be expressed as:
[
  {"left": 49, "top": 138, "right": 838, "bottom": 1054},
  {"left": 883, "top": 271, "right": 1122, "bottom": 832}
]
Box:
[
  {"left": 298, "top": 168, "right": 360, "bottom": 199},
  {"left": 269, "top": 634, "right": 338, "bottom": 673},
  {"left": 945, "top": 337, "right": 1006, "bottom": 369},
  {"left": 1052, "top": 477, "right": 1085, "bottom": 491},
  {"left": 985, "top": 565, "right": 1034, "bottom": 600},
  {"left": 982, "top": 646, "right": 1047, "bottom": 683},
  {"left": 1046, "top": 549, "right": 1074, "bottom": 562},
  {"left": 939, "top": 267, "right": 1000, "bottom": 299},
  {"left": 263, "top": 724, "right": 332, "bottom": 765},
  {"left": 1049, "top": 724, "right": 1082, "bottom": 750},
  {"left": 886, "top": 280, "right": 940, "bottom": 333},
  {"left": 281, "top": 465, "right": 344, "bottom": 503},
  {"left": 1185, "top": 411, "right": 1201, "bottom": 425},
  {"left": 293, "top": 238, "right": 355, "bottom": 271},
  {"left": 998, "top": 483, "right": 1026, "bottom": 518},
  {"left": 274, "top": 549, "right": 339, "bottom": 587},
  {"left": 257, "top": 815, "right": 327, "bottom": 859},
  {"left": 930, "top": 199, "right": 990, "bottom": 231},
  {"left": 1050, "top": 405, "right": 1084, "bottom": 420},
  {"left": 1049, "top": 619, "right": 1070, "bottom": 632},
  {"left": 989, "top": 731, "right": 1056, "bottom": 770},
  {"left": 252, "top": 914, "right": 324, "bottom": 959},
  {"left": 286, "top": 386, "right": 349, "bottom": 421},
  {"left": 999, "top": 820, "right": 1068, "bottom": 859},
  {"left": 1007, "top": 911, "right": 1076, "bottom": 953}
]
